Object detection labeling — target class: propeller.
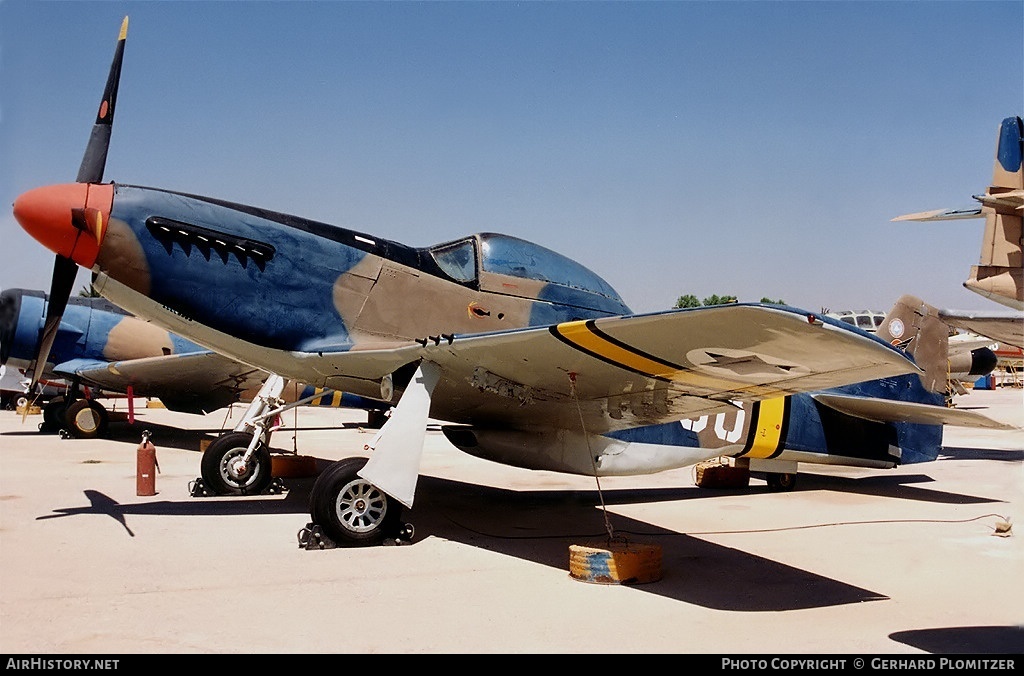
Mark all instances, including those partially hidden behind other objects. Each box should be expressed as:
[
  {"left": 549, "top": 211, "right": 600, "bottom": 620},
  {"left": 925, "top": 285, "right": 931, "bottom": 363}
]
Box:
[{"left": 26, "top": 16, "right": 128, "bottom": 394}]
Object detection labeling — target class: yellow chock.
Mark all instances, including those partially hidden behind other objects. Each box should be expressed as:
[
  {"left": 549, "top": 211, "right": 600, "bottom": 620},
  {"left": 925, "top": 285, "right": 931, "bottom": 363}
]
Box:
[{"left": 569, "top": 539, "right": 662, "bottom": 584}]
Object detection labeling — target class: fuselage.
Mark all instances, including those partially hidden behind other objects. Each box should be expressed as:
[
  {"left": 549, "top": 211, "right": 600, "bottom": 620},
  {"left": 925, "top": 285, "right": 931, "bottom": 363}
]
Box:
[
  {"left": 15, "top": 182, "right": 630, "bottom": 387},
  {"left": 13, "top": 181, "right": 944, "bottom": 474}
]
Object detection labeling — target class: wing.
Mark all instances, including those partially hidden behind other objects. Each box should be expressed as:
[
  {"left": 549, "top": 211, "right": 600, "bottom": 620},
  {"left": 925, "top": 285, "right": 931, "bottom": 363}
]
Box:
[
  {"left": 318, "top": 304, "right": 921, "bottom": 435},
  {"left": 938, "top": 309, "right": 1024, "bottom": 349},
  {"left": 53, "top": 351, "right": 268, "bottom": 414}
]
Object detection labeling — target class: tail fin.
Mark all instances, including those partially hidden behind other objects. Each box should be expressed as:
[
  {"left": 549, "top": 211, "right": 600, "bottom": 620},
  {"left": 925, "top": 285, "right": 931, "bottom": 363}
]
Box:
[
  {"left": 966, "top": 116, "right": 1023, "bottom": 309},
  {"left": 876, "top": 294, "right": 950, "bottom": 395}
]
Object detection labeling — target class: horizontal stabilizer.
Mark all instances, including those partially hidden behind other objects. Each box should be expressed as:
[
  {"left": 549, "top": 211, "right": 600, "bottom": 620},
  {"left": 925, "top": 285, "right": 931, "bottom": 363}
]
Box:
[
  {"left": 891, "top": 206, "right": 983, "bottom": 222},
  {"left": 812, "top": 393, "right": 1017, "bottom": 431}
]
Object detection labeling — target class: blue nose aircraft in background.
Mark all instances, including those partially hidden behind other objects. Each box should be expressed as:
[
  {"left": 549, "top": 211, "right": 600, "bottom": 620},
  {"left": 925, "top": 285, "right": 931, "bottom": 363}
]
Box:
[{"left": 12, "top": 19, "right": 1014, "bottom": 547}]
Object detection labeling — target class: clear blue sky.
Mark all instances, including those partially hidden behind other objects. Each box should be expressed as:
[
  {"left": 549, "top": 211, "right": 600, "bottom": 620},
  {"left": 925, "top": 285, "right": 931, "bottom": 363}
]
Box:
[{"left": 2, "top": 1, "right": 1021, "bottom": 315}]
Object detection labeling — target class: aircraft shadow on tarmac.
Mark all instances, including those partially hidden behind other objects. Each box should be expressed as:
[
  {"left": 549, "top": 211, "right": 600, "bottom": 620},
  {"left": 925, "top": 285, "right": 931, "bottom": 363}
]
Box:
[
  {"left": 33, "top": 463, "right": 1008, "bottom": 613},
  {"left": 889, "top": 625, "right": 1024, "bottom": 654},
  {"left": 940, "top": 446, "right": 1024, "bottom": 462}
]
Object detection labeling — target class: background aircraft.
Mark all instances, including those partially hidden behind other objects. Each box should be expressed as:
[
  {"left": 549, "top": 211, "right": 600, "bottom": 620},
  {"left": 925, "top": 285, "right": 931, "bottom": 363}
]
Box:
[
  {"left": 0, "top": 287, "right": 388, "bottom": 440},
  {"left": 12, "top": 19, "right": 1014, "bottom": 547},
  {"left": 823, "top": 305, "right": 998, "bottom": 394},
  {"left": 893, "top": 115, "right": 1024, "bottom": 349}
]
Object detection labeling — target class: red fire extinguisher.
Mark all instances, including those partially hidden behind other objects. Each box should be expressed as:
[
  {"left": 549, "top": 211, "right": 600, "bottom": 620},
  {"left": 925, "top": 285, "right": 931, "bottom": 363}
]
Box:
[{"left": 137, "top": 430, "right": 159, "bottom": 496}]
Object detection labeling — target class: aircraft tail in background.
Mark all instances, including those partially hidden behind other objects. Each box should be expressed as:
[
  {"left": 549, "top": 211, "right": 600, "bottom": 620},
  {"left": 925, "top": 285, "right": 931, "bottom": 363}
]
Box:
[
  {"left": 893, "top": 116, "right": 1023, "bottom": 310},
  {"left": 968, "top": 116, "right": 1023, "bottom": 309}
]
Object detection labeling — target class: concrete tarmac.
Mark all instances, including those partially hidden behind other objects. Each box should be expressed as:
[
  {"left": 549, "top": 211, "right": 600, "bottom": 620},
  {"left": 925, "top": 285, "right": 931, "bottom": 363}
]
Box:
[{"left": 1, "top": 388, "right": 1022, "bottom": 654}]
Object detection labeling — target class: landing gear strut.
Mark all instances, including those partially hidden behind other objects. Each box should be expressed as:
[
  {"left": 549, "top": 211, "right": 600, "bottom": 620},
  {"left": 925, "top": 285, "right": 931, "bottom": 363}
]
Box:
[{"left": 198, "top": 375, "right": 287, "bottom": 496}]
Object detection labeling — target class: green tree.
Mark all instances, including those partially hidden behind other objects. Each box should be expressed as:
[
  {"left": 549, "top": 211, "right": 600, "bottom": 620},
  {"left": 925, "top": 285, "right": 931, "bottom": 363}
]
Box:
[
  {"left": 674, "top": 294, "right": 701, "bottom": 308},
  {"left": 759, "top": 297, "right": 786, "bottom": 305},
  {"left": 702, "top": 294, "right": 737, "bottom": 306}
]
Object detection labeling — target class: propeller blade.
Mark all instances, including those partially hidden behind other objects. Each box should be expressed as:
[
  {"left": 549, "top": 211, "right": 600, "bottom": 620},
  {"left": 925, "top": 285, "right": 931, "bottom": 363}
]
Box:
[
  {"left": 76, "top": 16, "right": 128, "bottom": 184},
  {"left": 27, "top": 17, "right": 128, "bottom": 392},
  {"left": 27, "top": 255, "right": 79, "bottom": 392}
]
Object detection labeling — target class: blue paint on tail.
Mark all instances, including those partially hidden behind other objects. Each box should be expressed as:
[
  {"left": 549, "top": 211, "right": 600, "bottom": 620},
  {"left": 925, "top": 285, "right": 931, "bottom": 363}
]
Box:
[{"left": 997, "top": 116, "right": 1023, "bottom": 173}]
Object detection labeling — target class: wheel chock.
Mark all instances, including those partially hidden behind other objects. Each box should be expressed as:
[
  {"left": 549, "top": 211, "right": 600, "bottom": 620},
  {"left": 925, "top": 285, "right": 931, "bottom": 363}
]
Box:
[
  {"left": 297, "top": 523, "right": 338, "bottom": 550},
  {"left": 189, "top": 478, "right": 215, "bottom": 497},
  {"left": 296, "top": 521, "right": 416, "bottom": 550},
  {"left": 188, "top": 476, "right": 288, "bottom": 498}
]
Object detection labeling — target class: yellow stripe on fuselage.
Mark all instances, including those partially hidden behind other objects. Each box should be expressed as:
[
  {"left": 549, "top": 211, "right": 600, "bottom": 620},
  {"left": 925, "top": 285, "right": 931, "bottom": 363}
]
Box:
[
  {"left": 310, "top": 388, "right": 344, "bottom": 407},
  {"left": 745, "top": 397, "right": 786, "bottom": 458}
]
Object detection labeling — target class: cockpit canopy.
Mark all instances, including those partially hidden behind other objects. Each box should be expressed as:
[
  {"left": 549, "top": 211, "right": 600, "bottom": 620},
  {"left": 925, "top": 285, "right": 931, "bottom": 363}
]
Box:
[{"left": 428, "top": 233, "right": 631, "bottom": 315}]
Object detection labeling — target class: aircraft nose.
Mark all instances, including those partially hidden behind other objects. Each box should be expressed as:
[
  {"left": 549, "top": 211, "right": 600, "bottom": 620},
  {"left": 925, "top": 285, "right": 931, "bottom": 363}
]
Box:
[{"left": 13, "top": 183, "right": 114, "bottom": 269}]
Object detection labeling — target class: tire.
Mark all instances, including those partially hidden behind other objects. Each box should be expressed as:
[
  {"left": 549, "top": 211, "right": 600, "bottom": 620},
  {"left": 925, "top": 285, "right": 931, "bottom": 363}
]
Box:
[
  {"left": 64, "top": 399, "right": 109, "bottom": 439},
  {"left": 200, "top": 431, "right": 273, "bottom": 495},
  {"left": 766, "top": 472, "right": 797, "bottom": 492},
  {"left": 309, "top": 457, "right": 402, "bottom": 546},
  {"left": 366, "top": 409, "right": 388, "bottom": 429},
  {"left": 41, "top": 396, "right": 67, "bottom": 433}
]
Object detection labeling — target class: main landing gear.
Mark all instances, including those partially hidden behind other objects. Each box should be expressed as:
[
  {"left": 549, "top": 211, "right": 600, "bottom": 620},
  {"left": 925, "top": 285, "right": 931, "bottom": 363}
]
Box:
[
  {"left": 197, "top": 368, "right": 425, "bottom": 548},
  {"left": 40, "top": 394, "right": 110, "bottom": 439},
  {"left": 765, "top": 472, "right": 798, "bottom": 492},
  {"left": 196, "top": 375, "right": 287, "bottom": 496},
  {"left": 199, "top": 431, "right": 274, "bottom": 495},
  {"left": 299, "top": 361, "right": 436, "bottom": 549},
  {"left": 299, "top": 456, "right": 412, "bottom": 548}
]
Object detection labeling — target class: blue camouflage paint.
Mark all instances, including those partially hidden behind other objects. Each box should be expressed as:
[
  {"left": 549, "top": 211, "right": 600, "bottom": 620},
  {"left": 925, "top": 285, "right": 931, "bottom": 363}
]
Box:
[
  {"left": 297, "top": 385, "right": 388, "bottom": 411},
  {"left": 111, "top": 186, "right": 361, "bottom": 353},
  {"left": 7, "top": 291, "right": 209, "bottom": 368},
  {"left": 607, "top": 420, "right": 701, "bottom": 446},
  {"left": 997, "top": 116, "right": 1023, "bottom": 173},
  {"left": 604, "top": 375, "right": 945, "bottom": 466}
]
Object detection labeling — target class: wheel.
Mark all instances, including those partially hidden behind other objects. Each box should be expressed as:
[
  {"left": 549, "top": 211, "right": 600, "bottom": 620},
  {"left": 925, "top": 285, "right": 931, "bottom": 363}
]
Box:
[
  {"left": 766, "top": 472, "right": 797, "bottom": 492},
  {"left": 64, "top": 399, "right": 109, "bottom": 439},
  {"left": 366, "top": 409, "right": 388, "bottom": 429},
  {"left": 200, "top": 431, "right": 274, "bottom": 495},
  {"left": 40, "top": 396, "right": 67, "bottom": 433},
  {"left": 309, "top": 457, "right": 402, "bottom": 546}
]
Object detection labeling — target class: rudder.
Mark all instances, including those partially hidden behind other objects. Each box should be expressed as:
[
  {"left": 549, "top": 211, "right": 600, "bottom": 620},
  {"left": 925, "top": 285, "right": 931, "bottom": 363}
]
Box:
[
  {"left": 876, "top": 295, "right": 950, "bottom": 395},
  {"left": 966, "top": 116, "right": 1023, "bottom": 309}
]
